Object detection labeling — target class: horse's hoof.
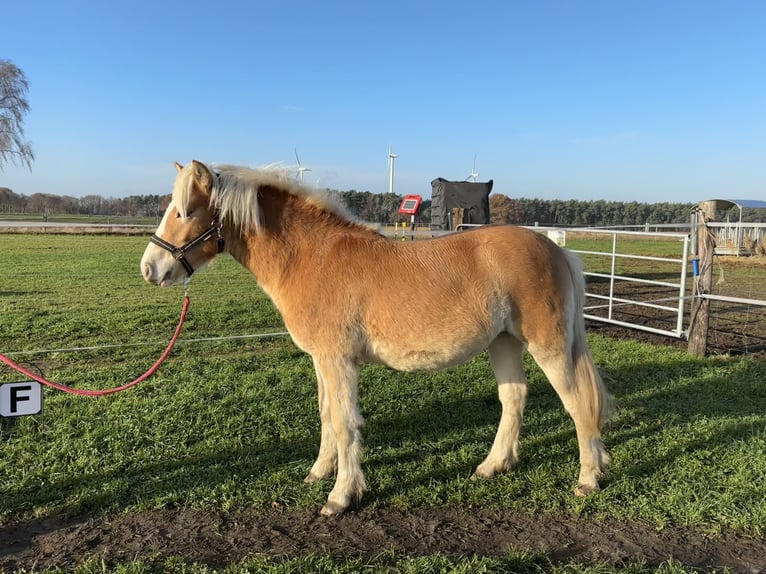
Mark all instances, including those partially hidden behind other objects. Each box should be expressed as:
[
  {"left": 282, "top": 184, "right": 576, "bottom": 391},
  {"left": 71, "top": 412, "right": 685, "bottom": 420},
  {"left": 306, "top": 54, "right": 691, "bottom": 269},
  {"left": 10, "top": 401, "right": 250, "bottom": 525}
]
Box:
[
  {"left": 574, "top": 483, "right": 600, "bottom": 497},
  {"left": 304, "top": 473, "right": 319, "bottom": 484},
  {"left": 472, "top": 460, "right": 513, "bottom": 480},
  {"left": 320, "top": 501, "right": 346, "bottom": 516}
]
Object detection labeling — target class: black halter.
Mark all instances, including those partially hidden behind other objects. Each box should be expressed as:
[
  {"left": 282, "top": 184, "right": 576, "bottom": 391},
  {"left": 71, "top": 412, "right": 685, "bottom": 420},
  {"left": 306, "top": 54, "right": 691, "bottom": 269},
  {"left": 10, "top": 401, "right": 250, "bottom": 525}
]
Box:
[{"left": 150, "top": 213, "right": 225, "bottom": 276}]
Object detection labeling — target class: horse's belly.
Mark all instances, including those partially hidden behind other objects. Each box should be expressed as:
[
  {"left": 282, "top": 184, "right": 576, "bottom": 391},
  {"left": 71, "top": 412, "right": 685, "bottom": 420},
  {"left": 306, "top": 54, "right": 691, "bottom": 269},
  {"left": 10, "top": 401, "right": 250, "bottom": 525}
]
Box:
[{"left": 365, "top": 336, "right": 489, "bottom": 372}]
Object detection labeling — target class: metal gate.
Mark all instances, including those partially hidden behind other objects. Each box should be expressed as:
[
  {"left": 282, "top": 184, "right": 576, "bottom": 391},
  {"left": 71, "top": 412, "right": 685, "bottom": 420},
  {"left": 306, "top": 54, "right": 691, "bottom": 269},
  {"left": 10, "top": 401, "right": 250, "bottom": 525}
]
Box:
[{"left": 551, "top": 228, "right": 692, "bottom": 338}]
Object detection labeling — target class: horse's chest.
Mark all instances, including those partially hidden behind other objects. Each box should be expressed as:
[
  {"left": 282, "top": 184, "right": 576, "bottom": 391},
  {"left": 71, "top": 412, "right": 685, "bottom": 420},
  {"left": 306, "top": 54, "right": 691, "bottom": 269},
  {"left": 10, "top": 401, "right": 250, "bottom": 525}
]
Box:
[{"left": 279, "top": 309, "right": 358, "bottom": 355}]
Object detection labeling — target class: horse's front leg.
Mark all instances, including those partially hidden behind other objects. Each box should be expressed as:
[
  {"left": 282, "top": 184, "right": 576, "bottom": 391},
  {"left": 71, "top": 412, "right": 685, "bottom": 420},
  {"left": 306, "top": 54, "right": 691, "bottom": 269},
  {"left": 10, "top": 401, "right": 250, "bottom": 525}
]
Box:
[
  {"left": 304, "top": 362, "right": 337, "bottom": 483},
  {"left": 313, "top": 356, "right": 365, "bottom": 516}
]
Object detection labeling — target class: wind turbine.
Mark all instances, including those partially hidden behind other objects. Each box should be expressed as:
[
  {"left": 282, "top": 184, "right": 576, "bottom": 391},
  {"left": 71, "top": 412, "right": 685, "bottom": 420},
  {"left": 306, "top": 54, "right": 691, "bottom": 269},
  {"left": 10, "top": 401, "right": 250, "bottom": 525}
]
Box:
[
  {"left": 467, "top": 153, "right": 479, "bottom": 182},
  {"left": 387, "top": 145, "right": 398, "bottom": 195},
  {"left": 295, "top": 148, "right": 312, "bottom": 183}
]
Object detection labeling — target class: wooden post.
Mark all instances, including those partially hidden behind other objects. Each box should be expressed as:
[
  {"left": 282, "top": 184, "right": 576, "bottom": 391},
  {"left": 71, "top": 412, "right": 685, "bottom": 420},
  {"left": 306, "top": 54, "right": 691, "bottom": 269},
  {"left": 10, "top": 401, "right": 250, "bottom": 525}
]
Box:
[
  {"left": 452, "top": 208, "right": 464, "bottom": 230},
  {"left": 687, "top": 201, "right": 717, "bottom": 356}
]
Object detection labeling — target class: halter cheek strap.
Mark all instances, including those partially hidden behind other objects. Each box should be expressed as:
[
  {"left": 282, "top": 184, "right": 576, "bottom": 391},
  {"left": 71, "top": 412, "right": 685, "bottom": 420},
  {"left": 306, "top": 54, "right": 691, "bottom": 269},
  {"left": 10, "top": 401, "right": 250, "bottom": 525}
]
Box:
[{"left": 150, "top": 214, "right": 225, "bottom": 276}]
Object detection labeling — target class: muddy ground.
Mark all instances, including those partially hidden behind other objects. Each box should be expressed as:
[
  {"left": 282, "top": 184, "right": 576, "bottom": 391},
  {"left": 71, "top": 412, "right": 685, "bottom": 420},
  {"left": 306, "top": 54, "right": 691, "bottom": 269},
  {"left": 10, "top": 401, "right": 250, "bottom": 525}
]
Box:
[{"left": 2, "top": 505, "right": 766, "bottom": 573}]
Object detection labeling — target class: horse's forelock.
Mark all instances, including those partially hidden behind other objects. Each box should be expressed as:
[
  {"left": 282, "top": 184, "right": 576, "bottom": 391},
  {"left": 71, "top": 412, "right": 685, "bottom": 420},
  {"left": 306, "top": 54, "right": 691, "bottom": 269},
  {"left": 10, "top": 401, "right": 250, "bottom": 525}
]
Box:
[{"left": 171, "top": 164, "right": 198, "bottom": 218}]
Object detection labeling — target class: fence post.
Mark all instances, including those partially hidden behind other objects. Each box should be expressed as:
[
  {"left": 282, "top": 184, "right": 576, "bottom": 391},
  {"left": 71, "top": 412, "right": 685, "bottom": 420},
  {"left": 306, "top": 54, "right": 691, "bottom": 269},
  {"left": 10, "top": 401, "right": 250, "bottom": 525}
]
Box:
[
  {"left": 687, "top": 201, "right": 716, "bottom": 356},
  {"left": 451, "top": 208, "right": 464, "bottom": 230}
]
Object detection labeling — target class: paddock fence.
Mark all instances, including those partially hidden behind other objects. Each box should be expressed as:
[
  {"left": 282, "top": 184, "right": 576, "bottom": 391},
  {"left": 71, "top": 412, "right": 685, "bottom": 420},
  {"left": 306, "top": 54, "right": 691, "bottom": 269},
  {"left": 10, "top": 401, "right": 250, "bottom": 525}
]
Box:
[
  {"left": 530, "top": 227, "right": 692, "bottom": 339},
  {"left": 530, "top": 224, "right": 766, "bottom": 356},
  {"left": 688, "top": 212, "right": 766, "bottom": 355}
]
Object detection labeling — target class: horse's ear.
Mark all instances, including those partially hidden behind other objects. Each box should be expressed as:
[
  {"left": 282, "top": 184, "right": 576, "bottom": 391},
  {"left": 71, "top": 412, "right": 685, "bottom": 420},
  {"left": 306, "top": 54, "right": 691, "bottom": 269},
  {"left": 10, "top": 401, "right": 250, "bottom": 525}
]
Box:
[
  {"left": 174, "top": 162, "right": 184, "bottom": 173},
  {"left": 191, "top": 160, "right": 214, "bottom": 190}
]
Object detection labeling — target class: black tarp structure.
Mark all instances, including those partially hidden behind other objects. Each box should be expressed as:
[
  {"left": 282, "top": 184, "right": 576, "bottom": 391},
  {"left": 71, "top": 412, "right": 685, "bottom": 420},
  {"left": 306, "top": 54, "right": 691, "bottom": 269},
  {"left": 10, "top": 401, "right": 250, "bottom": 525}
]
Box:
[{"left": 430, "top": 178, "right": 493, "bottom": 230}]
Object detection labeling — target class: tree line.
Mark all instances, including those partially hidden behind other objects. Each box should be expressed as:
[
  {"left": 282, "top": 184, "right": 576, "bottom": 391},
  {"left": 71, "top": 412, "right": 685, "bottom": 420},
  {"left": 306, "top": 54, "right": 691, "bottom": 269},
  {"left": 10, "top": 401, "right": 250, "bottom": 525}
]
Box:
[
  {"left": 488, "top": 195, "right": 697, "bottom": 226},
  {"left": 1, "top": 184, "right": 727, "bottom": 227},
  {"left": 0, "top": 187, "right": 164, "bottom": 217},
  {"left": 488, "top": 196, "right": 766, "bottom": 225},
  {"left": 333, "top": 190, "right": 700, "bottom": 227}
]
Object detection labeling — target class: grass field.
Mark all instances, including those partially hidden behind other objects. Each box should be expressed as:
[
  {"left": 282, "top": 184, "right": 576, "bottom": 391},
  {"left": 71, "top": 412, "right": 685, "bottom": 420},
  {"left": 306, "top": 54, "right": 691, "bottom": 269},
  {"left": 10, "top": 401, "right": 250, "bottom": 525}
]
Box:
[{"left": 1, "top": 235, "right": 765, "bottom": 573}]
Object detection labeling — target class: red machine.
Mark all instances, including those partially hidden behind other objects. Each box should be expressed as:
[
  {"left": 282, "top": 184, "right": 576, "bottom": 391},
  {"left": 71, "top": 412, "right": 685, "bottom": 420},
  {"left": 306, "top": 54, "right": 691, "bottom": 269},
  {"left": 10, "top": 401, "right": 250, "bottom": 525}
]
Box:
[{"left": 398, "top": 194, "right": 422, "bottom": 215}]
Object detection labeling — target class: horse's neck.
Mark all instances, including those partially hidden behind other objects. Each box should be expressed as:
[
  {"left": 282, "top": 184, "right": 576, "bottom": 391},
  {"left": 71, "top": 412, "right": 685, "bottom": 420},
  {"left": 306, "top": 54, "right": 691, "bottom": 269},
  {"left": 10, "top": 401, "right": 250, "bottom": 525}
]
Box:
[{"left": 226, "top": 191, "right": 362, "bottom": 297}]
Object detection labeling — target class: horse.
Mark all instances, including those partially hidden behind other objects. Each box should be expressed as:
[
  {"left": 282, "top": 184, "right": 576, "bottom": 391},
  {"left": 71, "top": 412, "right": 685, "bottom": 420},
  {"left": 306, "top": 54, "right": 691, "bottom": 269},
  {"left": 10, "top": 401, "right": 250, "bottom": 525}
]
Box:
[{"left": 140, "top": 160, "right": 612, "bottom": 516}]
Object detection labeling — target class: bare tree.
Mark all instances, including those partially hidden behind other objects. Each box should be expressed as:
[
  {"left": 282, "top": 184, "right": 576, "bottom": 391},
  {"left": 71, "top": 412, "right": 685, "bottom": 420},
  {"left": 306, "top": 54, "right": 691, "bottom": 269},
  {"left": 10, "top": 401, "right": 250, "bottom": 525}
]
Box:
[{"left": 0, "top": 59, "right": 34, "bottom": 171}]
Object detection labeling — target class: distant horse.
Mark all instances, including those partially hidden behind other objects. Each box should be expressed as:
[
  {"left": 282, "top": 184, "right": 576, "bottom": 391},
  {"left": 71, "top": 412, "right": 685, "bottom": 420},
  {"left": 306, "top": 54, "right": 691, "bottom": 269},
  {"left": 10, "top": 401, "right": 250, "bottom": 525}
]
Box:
[{"left": 140, "top": 161, "right": 612, "bottom": 516}]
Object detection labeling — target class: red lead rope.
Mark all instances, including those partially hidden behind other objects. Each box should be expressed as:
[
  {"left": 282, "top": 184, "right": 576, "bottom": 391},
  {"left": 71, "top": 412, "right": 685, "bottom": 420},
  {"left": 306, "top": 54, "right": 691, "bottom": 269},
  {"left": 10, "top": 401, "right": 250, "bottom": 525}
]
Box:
[{"left": 0, "top": 295, "right": 190, "bottom": 397}]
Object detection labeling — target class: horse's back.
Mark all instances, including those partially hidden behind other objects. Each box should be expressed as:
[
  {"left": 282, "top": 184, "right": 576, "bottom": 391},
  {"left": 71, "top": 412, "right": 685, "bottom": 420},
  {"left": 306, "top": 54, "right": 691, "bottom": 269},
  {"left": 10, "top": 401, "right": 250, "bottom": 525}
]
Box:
[{"left": 394, "top": 224, "right": 573, "bottom": 310}]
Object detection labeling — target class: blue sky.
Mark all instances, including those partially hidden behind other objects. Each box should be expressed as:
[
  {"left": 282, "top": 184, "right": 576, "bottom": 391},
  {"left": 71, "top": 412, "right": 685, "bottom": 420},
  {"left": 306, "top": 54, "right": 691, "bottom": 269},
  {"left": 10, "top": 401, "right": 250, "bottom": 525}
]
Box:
[{"left": 2, "top": 0, "right": 765, "bottom": 203}]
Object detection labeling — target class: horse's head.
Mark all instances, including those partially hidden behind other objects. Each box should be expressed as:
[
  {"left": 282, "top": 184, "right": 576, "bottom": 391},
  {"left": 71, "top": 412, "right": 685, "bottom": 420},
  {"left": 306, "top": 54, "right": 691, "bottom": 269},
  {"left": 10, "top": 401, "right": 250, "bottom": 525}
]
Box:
[{"left": 140, "top": 160, "right": 224, "bottom": 287}]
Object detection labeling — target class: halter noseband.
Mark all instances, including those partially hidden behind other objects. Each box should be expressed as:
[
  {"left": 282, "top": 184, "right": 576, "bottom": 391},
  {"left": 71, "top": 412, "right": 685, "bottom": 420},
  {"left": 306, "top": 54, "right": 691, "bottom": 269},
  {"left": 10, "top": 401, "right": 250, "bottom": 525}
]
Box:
[{"left": 150, "top": 213, "right": 225, "bottom": 276}]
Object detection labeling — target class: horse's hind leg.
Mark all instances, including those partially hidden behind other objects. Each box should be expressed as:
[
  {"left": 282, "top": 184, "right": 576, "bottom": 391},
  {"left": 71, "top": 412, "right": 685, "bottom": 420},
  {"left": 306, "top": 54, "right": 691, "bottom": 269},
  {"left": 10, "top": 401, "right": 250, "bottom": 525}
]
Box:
[
  {"left": 313, "top": 357, "right": 366, "bottom": 516},
  {"left": 304, "top": 362, "right": 337, "bottom": 483},
  {"left": 473, "top": 333, "right": 528, "bottom": 479},
  {"left": 530, "top": 346, "right": 610, "bottom": 495}
]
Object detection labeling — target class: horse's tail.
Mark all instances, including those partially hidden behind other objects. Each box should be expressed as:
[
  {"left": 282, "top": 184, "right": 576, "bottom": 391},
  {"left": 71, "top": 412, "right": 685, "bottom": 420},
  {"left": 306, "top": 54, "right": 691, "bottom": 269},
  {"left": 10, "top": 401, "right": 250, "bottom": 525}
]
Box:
[{"left": 563, "top": 249, "right": 614, "bottom": 429}]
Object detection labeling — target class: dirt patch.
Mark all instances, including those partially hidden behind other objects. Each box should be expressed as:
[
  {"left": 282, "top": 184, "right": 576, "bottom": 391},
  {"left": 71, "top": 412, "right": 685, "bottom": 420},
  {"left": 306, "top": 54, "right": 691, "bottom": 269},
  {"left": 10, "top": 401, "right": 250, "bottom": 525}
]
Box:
[{"left": 2, "top": 506, "right": 765, "bottom": 572}]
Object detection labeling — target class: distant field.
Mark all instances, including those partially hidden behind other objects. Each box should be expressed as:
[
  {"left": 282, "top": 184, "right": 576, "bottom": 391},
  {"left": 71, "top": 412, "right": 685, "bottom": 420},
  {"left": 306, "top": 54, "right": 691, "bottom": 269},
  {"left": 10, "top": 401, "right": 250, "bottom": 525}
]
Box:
[
  {"left": 1, "top": 234, "right": 765, "bottom": 573},
  {"left": 0, "top": 213, "right": 158, "bottom": 225}
]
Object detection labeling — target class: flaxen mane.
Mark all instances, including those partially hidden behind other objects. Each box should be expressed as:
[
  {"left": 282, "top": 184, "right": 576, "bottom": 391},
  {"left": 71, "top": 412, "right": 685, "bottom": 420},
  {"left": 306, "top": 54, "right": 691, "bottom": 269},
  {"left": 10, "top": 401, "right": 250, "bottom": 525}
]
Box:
[{"left": 172, "top": 163, "right": 359, "bottom": 234}]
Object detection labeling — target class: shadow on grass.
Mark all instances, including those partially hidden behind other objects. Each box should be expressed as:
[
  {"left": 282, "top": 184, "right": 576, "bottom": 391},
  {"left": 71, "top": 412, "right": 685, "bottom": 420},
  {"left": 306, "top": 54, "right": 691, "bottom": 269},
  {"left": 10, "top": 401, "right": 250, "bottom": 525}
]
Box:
[
  {"left": 605, "top": 356, "right": 766, "bottom": 461},
  {"left": 0, "top": 430, "right": 320, "bottom": 519}
]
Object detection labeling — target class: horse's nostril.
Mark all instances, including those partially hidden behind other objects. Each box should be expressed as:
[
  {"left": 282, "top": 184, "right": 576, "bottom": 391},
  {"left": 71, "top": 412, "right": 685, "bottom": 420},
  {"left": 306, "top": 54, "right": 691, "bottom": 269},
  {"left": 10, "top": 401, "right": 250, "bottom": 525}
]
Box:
[{"left": 141, "top": 261, "right": 152, "bottom": 282}]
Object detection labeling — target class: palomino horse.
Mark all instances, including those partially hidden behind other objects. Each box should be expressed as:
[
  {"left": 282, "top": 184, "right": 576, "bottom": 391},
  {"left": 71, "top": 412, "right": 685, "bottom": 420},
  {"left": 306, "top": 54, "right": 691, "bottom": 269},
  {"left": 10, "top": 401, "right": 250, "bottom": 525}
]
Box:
[{"left": 140, "top": 161, "right": 612, "bottom": 516}]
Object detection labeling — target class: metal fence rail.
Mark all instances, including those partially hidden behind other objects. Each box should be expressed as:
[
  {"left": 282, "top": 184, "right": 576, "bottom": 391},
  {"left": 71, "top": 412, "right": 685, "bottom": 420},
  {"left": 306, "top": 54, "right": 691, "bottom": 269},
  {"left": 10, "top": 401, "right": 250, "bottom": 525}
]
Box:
[
  {"left": 557, "top": 228, "right": 692, "bottom": 338},
  {"left": 695, "top": 293, "right": 766, "bottom": 307}
]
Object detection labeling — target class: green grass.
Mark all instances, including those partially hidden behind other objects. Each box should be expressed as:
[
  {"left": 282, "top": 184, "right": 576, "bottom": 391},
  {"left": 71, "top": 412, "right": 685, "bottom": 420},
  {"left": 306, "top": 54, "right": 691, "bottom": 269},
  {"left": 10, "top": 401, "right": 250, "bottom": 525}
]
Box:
[
  {"left": 567, "top": 233, "right": 765, "bottom": 285},
  {"left": 1, "top": 235, "right": 765, "bottom": 572},
  {"left": 566, "top": 234, "right": 689, "bottom": 256},
  {"left": 8, "top": 554, "right": 706, "bottom": 574},
  {"left": 565, "top": 234, "right": 690, "bottom": 280}
]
